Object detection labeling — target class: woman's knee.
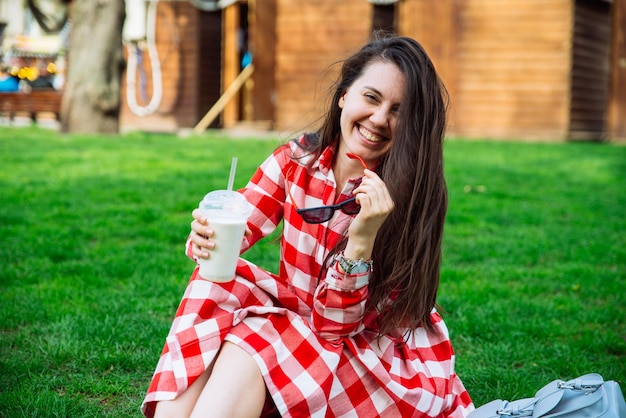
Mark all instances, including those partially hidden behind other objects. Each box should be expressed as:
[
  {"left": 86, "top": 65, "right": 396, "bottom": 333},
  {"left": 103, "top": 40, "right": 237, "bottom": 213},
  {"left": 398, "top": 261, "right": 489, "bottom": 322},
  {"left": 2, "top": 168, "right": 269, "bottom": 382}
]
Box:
[
  {"left": 190, "top": 342, "right": 266, "bottom": 418},
  {"left": 153, "top": 366, "right": 212, "bottom": 418}
]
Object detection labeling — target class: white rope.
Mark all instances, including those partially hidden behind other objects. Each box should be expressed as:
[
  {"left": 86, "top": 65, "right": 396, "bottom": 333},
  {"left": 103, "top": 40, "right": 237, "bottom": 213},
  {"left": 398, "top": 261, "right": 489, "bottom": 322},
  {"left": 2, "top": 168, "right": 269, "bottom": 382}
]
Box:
[{"left": 125, "top": 0, "right": 162, "bottom": 117}]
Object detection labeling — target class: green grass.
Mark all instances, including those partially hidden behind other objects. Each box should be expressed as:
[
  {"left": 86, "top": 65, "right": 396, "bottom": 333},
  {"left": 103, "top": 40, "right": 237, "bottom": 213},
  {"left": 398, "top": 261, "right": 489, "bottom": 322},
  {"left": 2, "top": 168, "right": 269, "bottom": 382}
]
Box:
[{"left": 1, "top": 126, "right": 624, "bottom": 416}]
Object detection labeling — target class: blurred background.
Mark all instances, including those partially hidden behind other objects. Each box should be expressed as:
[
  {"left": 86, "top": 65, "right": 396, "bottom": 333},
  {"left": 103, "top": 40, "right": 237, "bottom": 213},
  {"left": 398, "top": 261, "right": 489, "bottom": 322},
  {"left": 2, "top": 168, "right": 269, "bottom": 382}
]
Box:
[{"left": 0, "top": 0, "right": 624, "bottom": 141}]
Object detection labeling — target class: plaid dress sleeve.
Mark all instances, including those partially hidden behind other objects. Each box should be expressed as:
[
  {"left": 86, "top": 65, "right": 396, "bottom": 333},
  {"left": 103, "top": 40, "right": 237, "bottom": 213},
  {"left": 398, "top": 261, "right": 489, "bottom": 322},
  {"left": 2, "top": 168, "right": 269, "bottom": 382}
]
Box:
[
  {"left": 312, "top": 262, "right": 370, "bottom": 340},
  {"left": 239, "top": 143, "right": 292, "bottom": 251}
]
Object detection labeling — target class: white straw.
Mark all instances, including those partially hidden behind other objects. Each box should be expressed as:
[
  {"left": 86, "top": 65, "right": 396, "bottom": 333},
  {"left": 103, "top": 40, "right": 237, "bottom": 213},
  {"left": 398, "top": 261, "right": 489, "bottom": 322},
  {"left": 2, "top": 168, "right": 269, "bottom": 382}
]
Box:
[{"left": 227, "top": 157, "right": 238, "bottom": 191}]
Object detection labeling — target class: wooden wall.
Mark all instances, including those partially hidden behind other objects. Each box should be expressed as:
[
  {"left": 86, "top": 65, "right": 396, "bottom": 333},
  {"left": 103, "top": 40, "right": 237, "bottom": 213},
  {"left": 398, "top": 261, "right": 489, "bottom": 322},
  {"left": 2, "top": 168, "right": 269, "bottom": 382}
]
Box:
[
  {"left": 120, "top": 2, "right": 221, "bottom": 132},
  {"left": 454, "top": 0, "right": 573, "bottom": 140},
  {"left": 271, "top": 0, "right": 372, "bottom": 132},
  {"left": 397, "top": 0, "right": 459, "bottom": 135},
  {"left": 400, "top": 0, "right": 617, "bottom": 141}
]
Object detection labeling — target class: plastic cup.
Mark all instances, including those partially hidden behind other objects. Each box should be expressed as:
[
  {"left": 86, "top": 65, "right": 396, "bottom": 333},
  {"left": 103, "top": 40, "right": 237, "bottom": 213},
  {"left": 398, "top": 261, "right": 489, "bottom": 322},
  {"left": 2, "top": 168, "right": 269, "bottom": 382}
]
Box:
[{"left": 197, "top": 190, "right": 253, "bottom": 282}]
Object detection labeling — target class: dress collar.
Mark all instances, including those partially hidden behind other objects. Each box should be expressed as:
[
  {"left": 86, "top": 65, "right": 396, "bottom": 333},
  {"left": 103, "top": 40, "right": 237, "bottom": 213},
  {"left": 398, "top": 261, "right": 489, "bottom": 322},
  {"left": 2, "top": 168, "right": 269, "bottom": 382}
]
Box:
[{"left": 315, "top": 143, "right": 336, "bottom": 176}]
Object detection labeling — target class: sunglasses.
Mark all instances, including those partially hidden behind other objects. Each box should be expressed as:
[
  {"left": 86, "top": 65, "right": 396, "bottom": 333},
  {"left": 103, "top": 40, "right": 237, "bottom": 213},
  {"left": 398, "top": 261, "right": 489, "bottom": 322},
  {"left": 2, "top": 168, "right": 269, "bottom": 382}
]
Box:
[{"left": 286, "top": 153, "right": 368, "bottom": 224}]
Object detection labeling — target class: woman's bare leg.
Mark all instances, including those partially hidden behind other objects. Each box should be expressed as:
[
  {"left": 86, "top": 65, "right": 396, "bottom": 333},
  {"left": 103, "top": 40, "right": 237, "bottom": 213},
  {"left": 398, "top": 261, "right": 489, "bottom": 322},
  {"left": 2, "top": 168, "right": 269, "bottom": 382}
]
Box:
[
  {"left": 190, "top": 341, "right": 266, "bottom": 418},
  {"left": 153, "top": 364, "right": 213, "bottom": 418}
]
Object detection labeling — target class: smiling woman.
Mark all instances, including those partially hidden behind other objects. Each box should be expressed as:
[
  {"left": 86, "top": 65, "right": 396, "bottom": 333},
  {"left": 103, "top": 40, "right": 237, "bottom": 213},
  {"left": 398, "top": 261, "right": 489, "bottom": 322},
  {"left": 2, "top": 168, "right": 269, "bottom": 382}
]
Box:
[{"left": 143, "top": 33, "right": 472, "bottom": 418}]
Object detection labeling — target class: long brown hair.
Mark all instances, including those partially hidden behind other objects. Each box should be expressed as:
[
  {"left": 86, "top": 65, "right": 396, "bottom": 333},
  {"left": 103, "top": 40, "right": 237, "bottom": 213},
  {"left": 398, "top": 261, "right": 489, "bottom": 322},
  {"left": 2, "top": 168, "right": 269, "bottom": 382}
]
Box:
[{"left": 297, "top": 34, "right": 449, "bottom": 335}]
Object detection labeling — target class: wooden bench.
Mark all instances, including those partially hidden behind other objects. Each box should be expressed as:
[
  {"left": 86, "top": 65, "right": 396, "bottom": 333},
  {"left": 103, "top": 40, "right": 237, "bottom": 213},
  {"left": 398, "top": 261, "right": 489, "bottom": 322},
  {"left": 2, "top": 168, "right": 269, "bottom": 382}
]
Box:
[{"left": 0, "top": 90, "right": 63, "bottom": 122}]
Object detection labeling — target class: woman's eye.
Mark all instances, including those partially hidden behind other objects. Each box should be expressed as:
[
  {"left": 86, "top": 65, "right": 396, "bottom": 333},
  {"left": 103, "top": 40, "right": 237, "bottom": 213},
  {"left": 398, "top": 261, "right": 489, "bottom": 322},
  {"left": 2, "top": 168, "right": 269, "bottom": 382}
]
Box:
[{"left": 364, "top": 93, "right": 378, "bottom": 102}]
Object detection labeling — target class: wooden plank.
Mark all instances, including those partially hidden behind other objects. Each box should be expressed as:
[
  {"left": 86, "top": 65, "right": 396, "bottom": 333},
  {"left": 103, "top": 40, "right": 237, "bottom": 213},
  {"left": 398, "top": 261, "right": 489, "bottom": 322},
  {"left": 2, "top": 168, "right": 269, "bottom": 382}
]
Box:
[
  {"left": 0, "top": 90, "right": 63, "bottom": 120},
  {"left": 458, "top": 67, "right": 569, "bottom": 80},
  {"left": 454, "top": 109, "right": 569, "bottom": 122},
  {"left": 461, "top": 0, "right": 569, "bottom": 10},
  {"left": 452, "top": 116, "right": 569, "bottom": 131},
  {"left": 248, "top": 0, "right": 276, "bottom": 123},
  {"left": 222, "top": 4, "right": 240, "bottom": 127},
  {"left": 608, "top": 0, "right": 626, "bottom": 140},
  {"left": 194, "top": 64, "right": 255, "bottom": 134}
]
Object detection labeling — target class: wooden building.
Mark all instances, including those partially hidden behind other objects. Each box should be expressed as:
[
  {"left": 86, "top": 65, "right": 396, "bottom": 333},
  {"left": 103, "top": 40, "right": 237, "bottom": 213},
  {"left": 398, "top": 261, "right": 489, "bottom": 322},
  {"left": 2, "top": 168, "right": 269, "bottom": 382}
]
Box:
[
  {"left": 119, "top": 0, "right": 625, "bottom": 142},
  {"left": 400, "top": 0, "right": 622, "bottom": 141}
]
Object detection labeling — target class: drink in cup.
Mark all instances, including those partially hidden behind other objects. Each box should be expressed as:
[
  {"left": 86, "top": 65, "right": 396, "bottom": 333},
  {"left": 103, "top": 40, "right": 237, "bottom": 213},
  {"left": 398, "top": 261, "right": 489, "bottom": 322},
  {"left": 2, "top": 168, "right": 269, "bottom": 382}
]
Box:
[{"left": 197, "top": 190, "right": 253, "bottom": 282}]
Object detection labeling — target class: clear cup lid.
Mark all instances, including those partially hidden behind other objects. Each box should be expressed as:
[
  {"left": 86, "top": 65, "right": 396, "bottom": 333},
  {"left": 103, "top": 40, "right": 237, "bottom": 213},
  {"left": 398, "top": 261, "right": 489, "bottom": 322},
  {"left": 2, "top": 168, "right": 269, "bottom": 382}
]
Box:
[{"left": 199, "top": 190, "right": 253, "bottom": 218}]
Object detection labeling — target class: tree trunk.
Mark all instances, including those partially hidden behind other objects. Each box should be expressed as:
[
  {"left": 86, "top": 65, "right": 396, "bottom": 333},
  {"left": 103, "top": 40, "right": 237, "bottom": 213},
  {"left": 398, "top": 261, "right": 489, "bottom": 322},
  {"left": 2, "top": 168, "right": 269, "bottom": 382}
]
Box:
[{"left": 61, "top": 0, "right": 125, "bottom": 134}]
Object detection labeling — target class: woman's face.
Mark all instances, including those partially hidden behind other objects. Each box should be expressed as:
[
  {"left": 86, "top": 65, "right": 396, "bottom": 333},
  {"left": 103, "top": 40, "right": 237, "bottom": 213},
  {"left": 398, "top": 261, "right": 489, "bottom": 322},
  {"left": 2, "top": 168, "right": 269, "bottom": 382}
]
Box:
[{"left": 338, "top": 60, "right": 405, "bottom": 166}]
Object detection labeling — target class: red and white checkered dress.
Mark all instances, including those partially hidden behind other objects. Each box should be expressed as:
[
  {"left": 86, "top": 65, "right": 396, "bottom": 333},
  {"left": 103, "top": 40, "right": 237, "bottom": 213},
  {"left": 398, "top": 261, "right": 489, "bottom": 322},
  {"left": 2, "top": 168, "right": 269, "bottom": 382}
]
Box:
[{"left": 142, "top": 136, "right": 474, "bottom": 417}]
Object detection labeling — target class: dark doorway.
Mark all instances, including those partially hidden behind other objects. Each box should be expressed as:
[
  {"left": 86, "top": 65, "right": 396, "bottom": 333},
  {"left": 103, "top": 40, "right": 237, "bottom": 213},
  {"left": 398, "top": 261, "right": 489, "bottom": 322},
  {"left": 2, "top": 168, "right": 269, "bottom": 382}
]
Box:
[
  {"left": 569, "top": 0, "right": 612, "bottom": 140},
  {"left": 372, "top": 4, "right": 396, "bottom": 34}
]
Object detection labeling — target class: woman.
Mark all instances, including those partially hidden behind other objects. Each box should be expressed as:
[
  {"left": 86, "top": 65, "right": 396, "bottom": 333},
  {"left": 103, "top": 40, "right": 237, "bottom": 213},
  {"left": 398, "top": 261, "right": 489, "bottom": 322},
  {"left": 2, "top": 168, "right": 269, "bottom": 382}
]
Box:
[{"left": 143, "top": 34, "right": 474, "bottom": 418}]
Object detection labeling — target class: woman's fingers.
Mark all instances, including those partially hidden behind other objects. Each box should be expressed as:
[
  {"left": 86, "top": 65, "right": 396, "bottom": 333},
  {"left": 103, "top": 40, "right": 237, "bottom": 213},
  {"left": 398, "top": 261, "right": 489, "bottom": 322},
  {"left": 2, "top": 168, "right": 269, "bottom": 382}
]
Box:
[
  {"left": 191, "top": 218, "right": 214, "bottom": 242},
  {"left": 349, "top": 170, "right": 394, "bottom": 240},
  {"left": 190, "top": 209, "right": 215, "bottom": 259},
  {"left": 192, "top": 208, "right": 207, "bottom": 224},
  {"left": 354, "top": 170, "right": 394, "bottom": 216},
  {"left": 190, "top": 228, "right": 215, "bottom": 259}
]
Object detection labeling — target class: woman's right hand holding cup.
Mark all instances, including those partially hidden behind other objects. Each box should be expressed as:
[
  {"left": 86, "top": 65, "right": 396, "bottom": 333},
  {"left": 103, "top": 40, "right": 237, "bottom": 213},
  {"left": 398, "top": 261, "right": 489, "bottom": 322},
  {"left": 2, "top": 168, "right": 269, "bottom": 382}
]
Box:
[{"left": 190, "top": 208, "right": 214, "bottom": 259}]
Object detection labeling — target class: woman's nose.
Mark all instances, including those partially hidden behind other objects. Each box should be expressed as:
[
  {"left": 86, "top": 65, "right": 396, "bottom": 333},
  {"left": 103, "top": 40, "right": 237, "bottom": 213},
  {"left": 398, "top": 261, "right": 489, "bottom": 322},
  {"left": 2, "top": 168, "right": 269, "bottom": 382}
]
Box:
[{"left": 370, "top": 106, "right": 389, "bottom": 128}]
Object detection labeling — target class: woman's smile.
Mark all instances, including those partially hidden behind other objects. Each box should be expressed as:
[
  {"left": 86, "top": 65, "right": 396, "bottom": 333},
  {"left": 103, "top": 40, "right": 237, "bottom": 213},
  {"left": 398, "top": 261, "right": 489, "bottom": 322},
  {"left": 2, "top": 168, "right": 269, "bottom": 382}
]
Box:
[{"left": 358, "top": 125, "right": 388, "bottom": 143}]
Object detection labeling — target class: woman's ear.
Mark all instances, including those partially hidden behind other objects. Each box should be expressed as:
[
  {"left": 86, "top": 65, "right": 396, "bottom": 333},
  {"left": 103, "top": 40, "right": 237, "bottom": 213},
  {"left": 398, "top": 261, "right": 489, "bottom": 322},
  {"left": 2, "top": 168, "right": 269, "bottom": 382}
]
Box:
[{"left": 338, "top": 95, "right": 344, "bottom": 108}]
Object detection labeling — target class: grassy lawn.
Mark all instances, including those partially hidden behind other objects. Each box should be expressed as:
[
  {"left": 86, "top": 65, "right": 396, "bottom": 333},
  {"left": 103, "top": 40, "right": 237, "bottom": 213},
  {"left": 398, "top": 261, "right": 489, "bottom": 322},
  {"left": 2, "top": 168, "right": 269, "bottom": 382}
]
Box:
[{"left": 0, "top": 126, "right": 624, "bottom": 417}]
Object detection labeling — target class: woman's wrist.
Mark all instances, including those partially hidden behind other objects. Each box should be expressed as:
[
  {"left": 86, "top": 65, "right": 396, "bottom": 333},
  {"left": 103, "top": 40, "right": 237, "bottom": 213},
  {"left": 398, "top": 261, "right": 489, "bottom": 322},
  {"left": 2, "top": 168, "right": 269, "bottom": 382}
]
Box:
[{"left": 343, "top": 237, "right": 373, "bottom": 259}]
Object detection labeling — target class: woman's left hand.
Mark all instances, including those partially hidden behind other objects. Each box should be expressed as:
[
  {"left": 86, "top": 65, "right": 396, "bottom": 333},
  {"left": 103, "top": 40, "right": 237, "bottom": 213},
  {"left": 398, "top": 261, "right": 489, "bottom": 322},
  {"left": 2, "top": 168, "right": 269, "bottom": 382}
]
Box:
[{"left": 344, "top": 169, "right": 394, "bottom": 260}]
